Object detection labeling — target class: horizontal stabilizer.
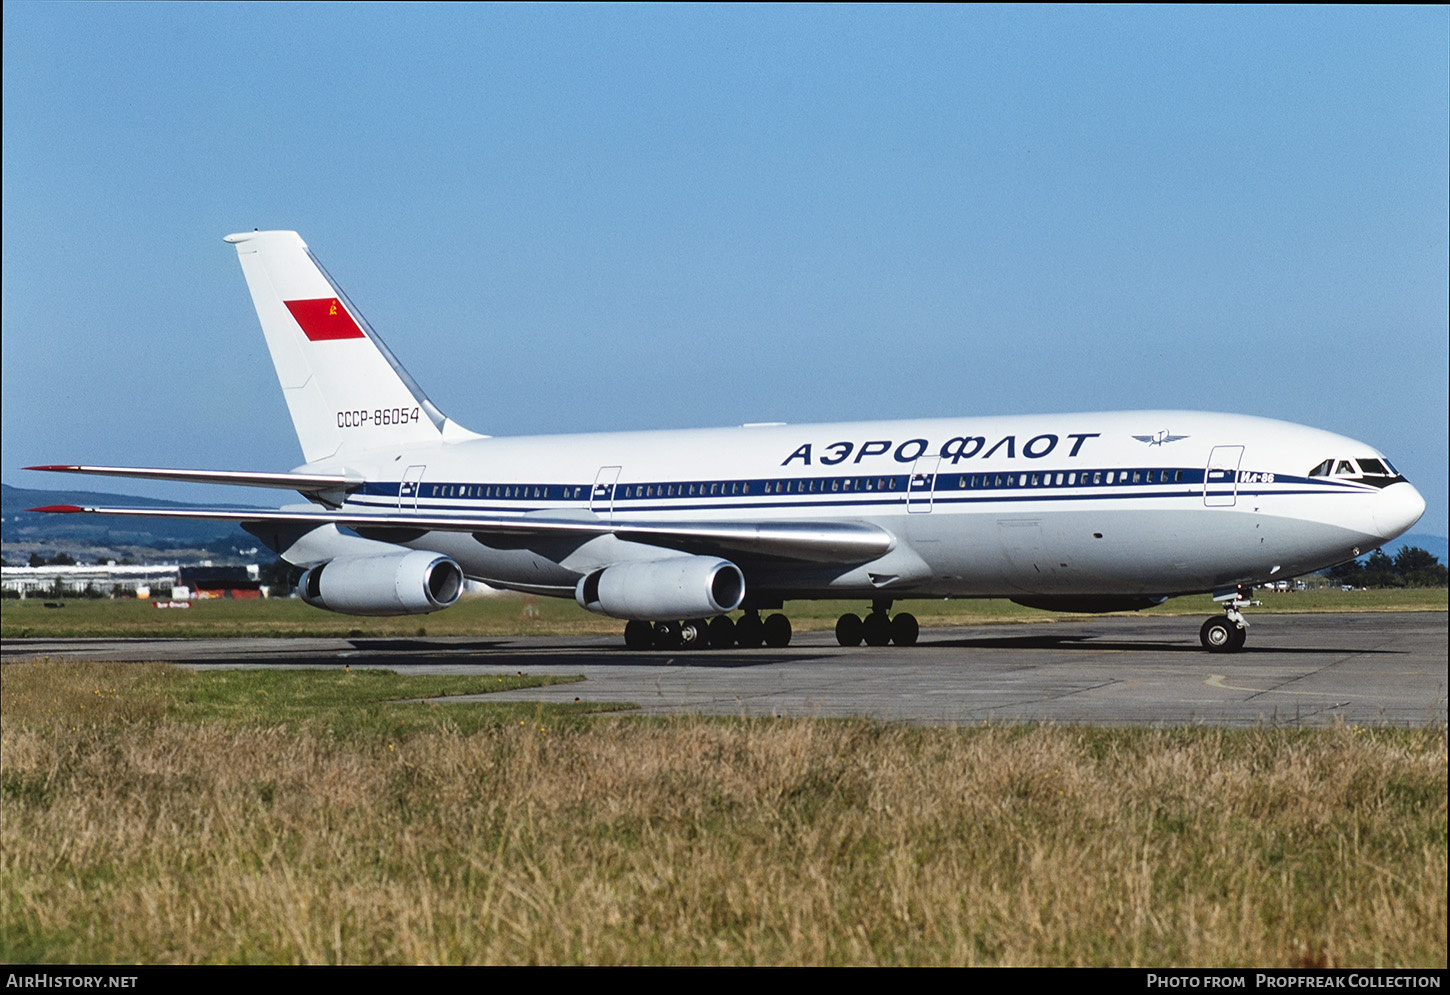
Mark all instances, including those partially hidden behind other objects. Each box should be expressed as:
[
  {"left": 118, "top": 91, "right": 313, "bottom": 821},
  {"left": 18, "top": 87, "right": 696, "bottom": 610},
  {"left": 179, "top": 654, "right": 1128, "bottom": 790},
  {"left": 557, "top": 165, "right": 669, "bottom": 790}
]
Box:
[
  {"left": 24, "top": 465, "right": 362, "bottom": 494},
  {"left": 31, "top": 504, "right": 894, "bottom": 565}
]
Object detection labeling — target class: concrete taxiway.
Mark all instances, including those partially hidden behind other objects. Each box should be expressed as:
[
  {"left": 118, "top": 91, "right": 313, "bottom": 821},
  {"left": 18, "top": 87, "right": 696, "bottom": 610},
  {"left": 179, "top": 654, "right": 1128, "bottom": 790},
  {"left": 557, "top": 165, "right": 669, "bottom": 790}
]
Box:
[{"left": 5, "top": 612, "right": 1445, "bottom": 727}]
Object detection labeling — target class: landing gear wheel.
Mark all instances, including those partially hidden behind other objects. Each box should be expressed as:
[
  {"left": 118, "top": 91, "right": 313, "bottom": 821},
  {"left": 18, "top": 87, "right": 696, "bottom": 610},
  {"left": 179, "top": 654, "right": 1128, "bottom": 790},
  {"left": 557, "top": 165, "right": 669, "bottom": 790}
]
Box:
[
  {"left": 835, "top": 613, "right": 864, "bottom": 647},
  {"left": 680, "top": 619, "right": 709, "bottom": 649},
  {"left": 1229, "top": 623, "right": 1247, "bottom": 652},
  {"left": 1200, "top": 617, "right": 1243, "bottom": 654},
  {"left": 763, "top": 613, "right": 792, "bottom": 648},
  {"left": 735, "top": 613, "right": 765, "bottom": 649},
  {"left": 890, "top": 612, "right": 919, "bottom": 646},
  {"left": 862, "top": 611, "right": 892, "bottom": 647},
  {"left": 707, "top": 615, "right": 736, "bottom": 649},
  {"left": 653, "top": 620, "right": 682, "bottom": 650},
  {"left": 624, "top": 619, "right": 654, "bottom": 650}
]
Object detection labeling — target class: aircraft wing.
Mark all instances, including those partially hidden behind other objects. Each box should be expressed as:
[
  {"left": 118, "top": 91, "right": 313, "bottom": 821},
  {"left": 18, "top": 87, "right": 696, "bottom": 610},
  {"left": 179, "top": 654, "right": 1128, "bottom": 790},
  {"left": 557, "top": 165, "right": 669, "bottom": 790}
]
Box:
[
  {"left": 24, "top": 465, "right": 362, "bottom": 494},
  {"left": 29, "top": 503, "right": 893, "bottom": 565}
]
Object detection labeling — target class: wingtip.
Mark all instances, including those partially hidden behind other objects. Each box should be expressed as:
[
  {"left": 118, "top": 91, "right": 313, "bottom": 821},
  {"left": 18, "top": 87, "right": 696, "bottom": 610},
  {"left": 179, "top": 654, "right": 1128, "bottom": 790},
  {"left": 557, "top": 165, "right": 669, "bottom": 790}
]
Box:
[
  {"left": 24, "top": 465, "right": 77, "bottom": 472},
  {"left": 29, "top": 505, "right": 84, "bottom": 513}
]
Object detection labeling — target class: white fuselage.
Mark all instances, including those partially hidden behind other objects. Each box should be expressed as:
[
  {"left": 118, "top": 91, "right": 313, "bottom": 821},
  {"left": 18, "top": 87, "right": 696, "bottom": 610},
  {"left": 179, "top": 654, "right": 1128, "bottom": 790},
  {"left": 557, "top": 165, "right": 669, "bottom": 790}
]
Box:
[{"left": 315, "top": 409, "right": 1425, "bottom": 603}]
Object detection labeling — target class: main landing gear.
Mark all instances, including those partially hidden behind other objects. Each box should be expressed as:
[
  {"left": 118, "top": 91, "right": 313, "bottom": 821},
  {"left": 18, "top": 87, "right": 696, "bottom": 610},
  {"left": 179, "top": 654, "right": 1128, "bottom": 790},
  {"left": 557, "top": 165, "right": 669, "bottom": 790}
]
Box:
[
  {"left": 624, "top": 609, "right": 793, "bottom": 650},
  {"left": 1199, "top": 586, "right": 1260, "bottom": 653},
  {"left": 834, "top": 600, "right": 918, "bottom": 647}
]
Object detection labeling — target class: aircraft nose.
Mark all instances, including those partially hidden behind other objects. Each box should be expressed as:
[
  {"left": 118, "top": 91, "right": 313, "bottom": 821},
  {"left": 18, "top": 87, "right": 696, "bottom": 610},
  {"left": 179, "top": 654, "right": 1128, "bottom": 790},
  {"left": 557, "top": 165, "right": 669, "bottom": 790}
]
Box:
[{"left": 1374, "top": 481, "right": 1426, "bottom": 542}]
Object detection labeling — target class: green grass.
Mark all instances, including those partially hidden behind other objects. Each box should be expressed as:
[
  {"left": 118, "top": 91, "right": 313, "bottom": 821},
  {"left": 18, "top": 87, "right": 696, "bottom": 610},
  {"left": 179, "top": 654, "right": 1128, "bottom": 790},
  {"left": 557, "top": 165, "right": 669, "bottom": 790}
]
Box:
[
  {"left": 1, "top": 659, "right": 1444, "bottom": 966},
  {"left": 2, "top": 586, "right": 1444, "bottom": 640},
  {"left": 0, "top": 660, "right": 613, "bottom": 741}
]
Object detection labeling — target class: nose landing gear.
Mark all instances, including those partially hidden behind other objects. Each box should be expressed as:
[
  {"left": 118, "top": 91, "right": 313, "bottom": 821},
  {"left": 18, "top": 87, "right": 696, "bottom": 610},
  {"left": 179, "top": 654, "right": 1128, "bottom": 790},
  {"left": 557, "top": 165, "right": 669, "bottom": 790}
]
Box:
[{"left": 1200, "top": 587, "right": 1259, "bottom": 653}]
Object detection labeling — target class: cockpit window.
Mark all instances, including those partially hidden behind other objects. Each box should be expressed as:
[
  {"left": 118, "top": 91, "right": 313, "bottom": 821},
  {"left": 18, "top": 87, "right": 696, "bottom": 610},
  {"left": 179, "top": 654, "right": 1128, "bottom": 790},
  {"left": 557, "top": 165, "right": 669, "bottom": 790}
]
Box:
[{"left": 1309, "top": 455, "right": 1405, "bottom": 485}]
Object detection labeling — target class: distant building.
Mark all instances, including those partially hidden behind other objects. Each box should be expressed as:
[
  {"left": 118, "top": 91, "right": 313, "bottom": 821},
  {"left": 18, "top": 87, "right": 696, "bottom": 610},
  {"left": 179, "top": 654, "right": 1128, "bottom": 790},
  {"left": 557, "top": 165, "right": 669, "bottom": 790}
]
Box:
[
  {"left": 2, "top": 562, "right": 265, "bottom": 598},
  {"left": 1, "top": 563, "right": 181, "bottom": 597},
  {"left": 179, "top": 564, "right": 263, "bottom": 599}
]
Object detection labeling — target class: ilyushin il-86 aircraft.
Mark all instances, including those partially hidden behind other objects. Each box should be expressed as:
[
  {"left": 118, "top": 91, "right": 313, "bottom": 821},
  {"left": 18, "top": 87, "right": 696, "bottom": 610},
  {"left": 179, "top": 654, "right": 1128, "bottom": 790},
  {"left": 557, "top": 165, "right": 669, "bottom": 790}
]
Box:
[{"left": 30, "top": 230, "right": 1426, "bottom": 653}]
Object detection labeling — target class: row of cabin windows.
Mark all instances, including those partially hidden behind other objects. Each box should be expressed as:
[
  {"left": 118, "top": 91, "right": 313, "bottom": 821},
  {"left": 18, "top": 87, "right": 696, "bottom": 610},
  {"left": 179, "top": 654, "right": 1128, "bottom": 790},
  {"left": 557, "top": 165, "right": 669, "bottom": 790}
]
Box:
[
  {"left": 421, "top": 469, "right": 1192, "bottom": 502},
  {"left": 953, "top": 468, "right": 1186, "bottom": 489},
  {"left": 614, "top": 469, "right": 1190, "bottom": 500},
  {"left": 621, "top": 477, "right": 903, "bottom": 499},
  {"left": 426, "top": 484, "right": 588, "bottom": 499}
]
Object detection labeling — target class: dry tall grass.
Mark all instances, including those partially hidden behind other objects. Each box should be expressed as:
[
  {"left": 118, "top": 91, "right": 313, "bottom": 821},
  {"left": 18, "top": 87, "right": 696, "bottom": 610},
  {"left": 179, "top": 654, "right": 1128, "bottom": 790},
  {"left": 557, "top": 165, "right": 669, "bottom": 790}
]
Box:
[{"left": 1, "top": 661, "right": 1444, "bottom": 966}]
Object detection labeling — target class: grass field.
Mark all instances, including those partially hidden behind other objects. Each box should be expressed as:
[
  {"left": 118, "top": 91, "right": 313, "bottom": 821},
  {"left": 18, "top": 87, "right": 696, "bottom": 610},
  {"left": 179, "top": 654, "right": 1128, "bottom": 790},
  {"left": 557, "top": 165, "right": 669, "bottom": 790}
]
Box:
[
  {"left": 2, "top": 586, "right": 1445, "bottom": 640},
  {"left": 0, "top": 659, "right": 1444, "bottom": 966}
]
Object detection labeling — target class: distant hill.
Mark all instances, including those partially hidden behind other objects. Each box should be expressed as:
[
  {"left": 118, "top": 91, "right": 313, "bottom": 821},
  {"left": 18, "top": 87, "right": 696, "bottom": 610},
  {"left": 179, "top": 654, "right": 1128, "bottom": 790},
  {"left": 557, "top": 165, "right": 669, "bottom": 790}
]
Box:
[{"left": 2, "top": 483, "right": 261, "bottom": 555}]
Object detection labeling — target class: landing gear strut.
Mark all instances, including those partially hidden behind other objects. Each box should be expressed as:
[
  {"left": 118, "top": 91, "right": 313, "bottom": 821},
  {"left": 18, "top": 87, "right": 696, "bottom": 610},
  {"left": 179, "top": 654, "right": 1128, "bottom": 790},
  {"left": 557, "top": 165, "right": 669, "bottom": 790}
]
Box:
[
  {"left": 835, "top": 600, "right": 919, "bottom": 647},
  {"left": 1200, "top": 587, "right": 1258, "bottom": 653}
]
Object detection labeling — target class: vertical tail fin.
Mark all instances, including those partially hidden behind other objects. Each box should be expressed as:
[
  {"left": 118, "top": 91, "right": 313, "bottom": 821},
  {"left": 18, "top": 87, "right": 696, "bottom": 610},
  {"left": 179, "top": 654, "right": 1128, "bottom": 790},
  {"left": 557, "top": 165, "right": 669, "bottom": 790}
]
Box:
[{"left": 224, "top": 230, "right": 478, "bottom": 464}]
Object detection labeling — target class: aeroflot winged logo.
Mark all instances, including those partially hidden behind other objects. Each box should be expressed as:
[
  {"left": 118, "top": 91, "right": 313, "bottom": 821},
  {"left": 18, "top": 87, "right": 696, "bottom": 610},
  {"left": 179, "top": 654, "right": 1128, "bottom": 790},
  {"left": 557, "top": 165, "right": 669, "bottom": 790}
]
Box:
[
  {"left": 284, "top": 298, "right": 366, "bottom": 341},
  {"left": 1133, "top": 430, "right": 1189, "bottom": 446}
]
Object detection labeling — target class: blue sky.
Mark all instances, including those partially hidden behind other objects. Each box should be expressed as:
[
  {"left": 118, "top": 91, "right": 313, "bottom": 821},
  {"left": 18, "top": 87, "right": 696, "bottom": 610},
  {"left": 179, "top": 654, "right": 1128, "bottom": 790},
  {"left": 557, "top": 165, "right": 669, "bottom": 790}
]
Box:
[{"left": 4, "top": 4, "right": 1447, "bottom": 534}]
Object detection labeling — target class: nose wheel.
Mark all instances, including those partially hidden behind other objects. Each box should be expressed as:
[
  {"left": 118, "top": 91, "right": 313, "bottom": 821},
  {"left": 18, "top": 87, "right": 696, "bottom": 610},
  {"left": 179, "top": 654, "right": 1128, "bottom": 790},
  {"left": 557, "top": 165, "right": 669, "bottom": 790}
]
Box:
[
  {"left": 1200, "top": 587, "right": 1258, "bottom": 653},
  {"left": 1200, "top": 616, "right": 1246, "bottom": 653}
]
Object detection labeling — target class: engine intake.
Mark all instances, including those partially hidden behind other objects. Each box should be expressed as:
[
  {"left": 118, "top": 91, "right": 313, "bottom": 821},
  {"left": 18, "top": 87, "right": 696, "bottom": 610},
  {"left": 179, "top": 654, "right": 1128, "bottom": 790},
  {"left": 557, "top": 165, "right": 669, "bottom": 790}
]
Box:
[
  {"left": 576, "top": 555, "right": 746, "bottom": 621},
  {"left": 299, "top": 550, "right": 464, "bottom": 616}
]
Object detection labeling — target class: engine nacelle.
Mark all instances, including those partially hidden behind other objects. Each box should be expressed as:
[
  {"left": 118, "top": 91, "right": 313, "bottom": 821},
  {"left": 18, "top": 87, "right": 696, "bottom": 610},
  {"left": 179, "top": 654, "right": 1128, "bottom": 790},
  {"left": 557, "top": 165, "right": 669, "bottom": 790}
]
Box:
[
  {"left": 575, "top": 556, "right": 746, "bottom": 621},
  {"left": 299, "top": 550, "right": 464, "bottom": 616}
]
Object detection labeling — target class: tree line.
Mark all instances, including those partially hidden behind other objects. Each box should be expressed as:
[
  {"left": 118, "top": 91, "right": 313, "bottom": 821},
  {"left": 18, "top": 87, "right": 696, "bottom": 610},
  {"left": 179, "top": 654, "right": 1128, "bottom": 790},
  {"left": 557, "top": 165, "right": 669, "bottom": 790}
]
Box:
[{"left": 1327, "top": 546, "right": 1446, "bottom": 588}]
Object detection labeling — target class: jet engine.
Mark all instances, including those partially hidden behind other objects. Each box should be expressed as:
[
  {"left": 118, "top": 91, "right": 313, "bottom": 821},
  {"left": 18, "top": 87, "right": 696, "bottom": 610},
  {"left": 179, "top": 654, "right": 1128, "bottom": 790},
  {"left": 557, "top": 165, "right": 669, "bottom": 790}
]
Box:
[
  {"left": 299, "top": 550, "right": 464, "bottom": 616},
  {"left": 575, "top": 555, "right": 746, "bottom": 621}
]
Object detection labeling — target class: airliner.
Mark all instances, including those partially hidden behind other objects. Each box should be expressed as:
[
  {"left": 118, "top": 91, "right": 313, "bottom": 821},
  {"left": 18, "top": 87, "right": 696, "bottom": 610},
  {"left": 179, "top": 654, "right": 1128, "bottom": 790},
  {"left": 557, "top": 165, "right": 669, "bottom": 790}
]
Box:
[{"left": 29, "top": 230, "right": 1426, "bottom": 653}]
